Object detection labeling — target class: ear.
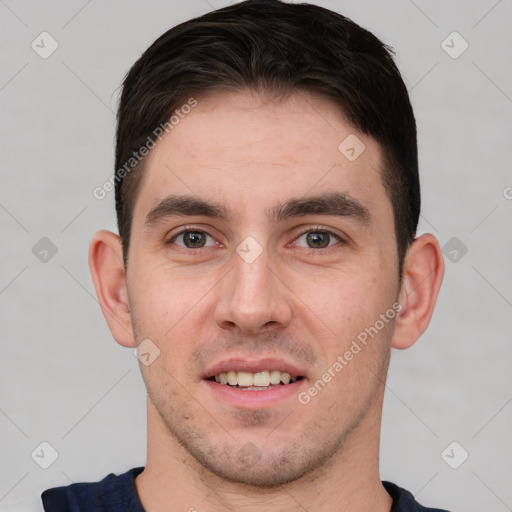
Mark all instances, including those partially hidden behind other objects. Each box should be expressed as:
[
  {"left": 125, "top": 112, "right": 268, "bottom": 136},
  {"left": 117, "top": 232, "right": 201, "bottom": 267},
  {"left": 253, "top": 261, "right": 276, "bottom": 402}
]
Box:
[
  {"left": 391, "top": 233, "right": 445, "bottom": 350},
  {"left": 88, "top": 230, "right": 135, "bottom": 348}
]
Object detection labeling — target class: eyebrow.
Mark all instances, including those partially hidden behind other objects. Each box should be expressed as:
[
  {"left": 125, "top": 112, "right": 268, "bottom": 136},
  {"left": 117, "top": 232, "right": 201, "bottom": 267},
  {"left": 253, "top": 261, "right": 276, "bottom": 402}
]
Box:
[{"left": 143, "top": 191, "right": 371, "bottom": 229}]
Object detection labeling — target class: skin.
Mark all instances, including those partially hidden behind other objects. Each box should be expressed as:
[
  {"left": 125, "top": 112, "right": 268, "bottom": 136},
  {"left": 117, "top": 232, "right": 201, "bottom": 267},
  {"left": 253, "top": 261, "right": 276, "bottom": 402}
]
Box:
[{"left": 89, "top": 89, "right": 444, "bottom": 512}]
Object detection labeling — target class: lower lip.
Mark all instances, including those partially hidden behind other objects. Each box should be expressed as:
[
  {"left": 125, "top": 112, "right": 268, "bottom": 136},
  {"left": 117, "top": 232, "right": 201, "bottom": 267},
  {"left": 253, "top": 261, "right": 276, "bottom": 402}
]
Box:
[{"left": 202, "top": 379, "right": 306, "bottom": 408}]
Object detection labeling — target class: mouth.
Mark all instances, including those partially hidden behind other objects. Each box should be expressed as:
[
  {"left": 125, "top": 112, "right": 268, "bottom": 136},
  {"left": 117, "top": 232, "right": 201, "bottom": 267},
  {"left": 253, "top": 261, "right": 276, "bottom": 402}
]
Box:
[
  {"left": 201, "top": 358, "right": 308, "bottom": 407},
  {"left": 206, "top": 370, "right": 304, "bottom": 390}
]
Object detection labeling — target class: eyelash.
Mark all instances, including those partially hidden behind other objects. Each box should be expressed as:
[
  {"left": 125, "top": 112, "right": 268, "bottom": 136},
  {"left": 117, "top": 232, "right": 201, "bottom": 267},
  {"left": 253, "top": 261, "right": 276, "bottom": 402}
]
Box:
[{"left": 166, "top": 225, "right": 348, "bottom": 253}]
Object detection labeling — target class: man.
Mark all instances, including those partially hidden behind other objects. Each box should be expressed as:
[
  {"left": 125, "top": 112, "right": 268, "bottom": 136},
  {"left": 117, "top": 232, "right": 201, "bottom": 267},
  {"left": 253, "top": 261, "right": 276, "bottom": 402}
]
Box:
[{"left": 40, "top": 0, "right": 447, "bottom": 510}]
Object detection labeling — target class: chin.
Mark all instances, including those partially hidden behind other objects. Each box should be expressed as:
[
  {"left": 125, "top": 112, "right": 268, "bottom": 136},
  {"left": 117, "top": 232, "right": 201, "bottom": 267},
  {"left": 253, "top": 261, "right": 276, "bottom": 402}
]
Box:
[
  {"left": 187, "top": 436, "right": 340, "bottom": 489},
  {"left": 202, "top": 453, "right": 310, "bottom": 488}
]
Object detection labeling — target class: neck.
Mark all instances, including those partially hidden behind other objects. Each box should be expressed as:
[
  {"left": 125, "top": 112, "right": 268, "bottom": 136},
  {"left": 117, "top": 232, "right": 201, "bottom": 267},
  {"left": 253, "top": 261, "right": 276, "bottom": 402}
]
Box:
[{"left": 135, "top": 392, "right": 392, "bottom": 512}]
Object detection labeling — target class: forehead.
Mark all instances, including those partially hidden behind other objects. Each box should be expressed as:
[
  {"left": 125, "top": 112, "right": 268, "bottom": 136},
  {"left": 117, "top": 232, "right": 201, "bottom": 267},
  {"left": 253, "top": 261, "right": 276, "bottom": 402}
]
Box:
[{"left": 131, "top": 89, "right": 392, "bottom": 231}]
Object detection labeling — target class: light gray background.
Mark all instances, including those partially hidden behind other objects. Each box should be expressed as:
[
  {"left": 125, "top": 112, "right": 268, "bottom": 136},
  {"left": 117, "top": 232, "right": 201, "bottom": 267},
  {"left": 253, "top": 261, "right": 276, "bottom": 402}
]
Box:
[{"left": 1, "top": 1, "right": 511, "bottom": 511}]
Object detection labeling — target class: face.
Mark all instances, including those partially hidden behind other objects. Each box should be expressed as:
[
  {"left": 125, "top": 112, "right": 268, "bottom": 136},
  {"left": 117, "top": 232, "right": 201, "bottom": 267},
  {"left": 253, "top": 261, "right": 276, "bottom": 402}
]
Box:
[{"left": 126, "top": 89, "right": 401, "bottom": 486}]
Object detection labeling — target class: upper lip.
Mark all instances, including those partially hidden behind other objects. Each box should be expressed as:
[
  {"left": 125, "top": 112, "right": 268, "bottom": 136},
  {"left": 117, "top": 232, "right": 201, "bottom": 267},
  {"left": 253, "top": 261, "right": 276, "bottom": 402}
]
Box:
[{"left": 202, "top": 357, "right": 308, "bottom": 379}]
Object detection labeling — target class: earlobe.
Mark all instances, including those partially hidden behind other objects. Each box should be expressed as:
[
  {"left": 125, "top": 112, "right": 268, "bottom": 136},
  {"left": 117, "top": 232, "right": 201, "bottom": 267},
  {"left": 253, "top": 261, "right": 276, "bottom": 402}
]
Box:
[
  {"left": 88, "top": 230, "right": 136, "bottom": 348},
  {"left": 391, "top": 233, "right": 445, "bottom": 350}
]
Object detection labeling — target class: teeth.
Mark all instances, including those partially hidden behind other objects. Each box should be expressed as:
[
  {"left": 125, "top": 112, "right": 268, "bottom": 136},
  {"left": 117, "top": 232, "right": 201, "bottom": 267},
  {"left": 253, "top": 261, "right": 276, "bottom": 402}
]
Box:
[
  {"left": 212, "top": 370, "right": 300, "bottom": 387},
  {"left": 237, "top": 371, "right": 253, "bottom": 387},
  {"left": 280, "top": 372, "right": 291, "bottom": 384},
  {"left": 253, "top": 371, "right": 270, "bottom": 387},
  {"left": 270, "top": 370, "right": 281, "bottom": 385},
  {"left": 227, "top": 371, "right": 237, "bottom": 386}
]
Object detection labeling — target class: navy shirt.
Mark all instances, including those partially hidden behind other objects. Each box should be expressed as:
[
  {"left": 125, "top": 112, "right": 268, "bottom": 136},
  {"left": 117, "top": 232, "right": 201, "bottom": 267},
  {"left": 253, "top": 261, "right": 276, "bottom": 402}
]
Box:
[{"left": 40, "top": 467, "right": 451, "bottom": 511}]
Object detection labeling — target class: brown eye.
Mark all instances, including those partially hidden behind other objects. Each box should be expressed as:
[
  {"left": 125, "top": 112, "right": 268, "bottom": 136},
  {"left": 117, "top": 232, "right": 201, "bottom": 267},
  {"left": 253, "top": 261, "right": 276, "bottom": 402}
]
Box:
[
  {"left": 295, "top": 230, "right": 341, "bottom": 249},
  {"left": 306, "top": 232, "right": 330, "bottom": 248},
  {"left": 170, "top": 230, "right": 215, "bottom": 248}
]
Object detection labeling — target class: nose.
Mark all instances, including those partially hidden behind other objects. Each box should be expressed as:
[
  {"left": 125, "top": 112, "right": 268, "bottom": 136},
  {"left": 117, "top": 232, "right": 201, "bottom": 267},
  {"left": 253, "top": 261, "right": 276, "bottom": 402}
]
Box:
[{"left": 214, "top": 247, "right": 293, "bottom": 335}]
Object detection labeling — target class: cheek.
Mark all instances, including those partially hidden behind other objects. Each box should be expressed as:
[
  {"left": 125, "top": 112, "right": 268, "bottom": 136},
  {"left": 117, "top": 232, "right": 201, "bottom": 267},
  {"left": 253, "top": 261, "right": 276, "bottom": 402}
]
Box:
[
  {"left": 301, "top": 263, "right": 394, "bottom": 341},
  {"left": 128, "top": 262, "right": 209, "bottom": 344},
  {"left": 300, "top": 268, "right": 395, "bottom": 407}
]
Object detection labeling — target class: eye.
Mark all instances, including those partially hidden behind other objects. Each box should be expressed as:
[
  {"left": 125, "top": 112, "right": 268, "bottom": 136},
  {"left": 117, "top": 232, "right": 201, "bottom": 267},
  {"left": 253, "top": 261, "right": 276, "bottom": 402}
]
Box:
[
  {"left": 168, "top": 230, "right": 217, "bottom": 249},
  {"left": 293, "top": 229, "right": 343, "bottom": 249}
]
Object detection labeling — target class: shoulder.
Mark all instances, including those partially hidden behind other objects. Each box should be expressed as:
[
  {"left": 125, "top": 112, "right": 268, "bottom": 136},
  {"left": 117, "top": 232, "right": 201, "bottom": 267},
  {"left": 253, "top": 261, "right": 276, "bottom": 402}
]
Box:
[
  {"left": 383, "top": 481, "right": 452, "bottom": 512},
  {"left": 38, "top": 466, "right": 145, "bottom": 512}
]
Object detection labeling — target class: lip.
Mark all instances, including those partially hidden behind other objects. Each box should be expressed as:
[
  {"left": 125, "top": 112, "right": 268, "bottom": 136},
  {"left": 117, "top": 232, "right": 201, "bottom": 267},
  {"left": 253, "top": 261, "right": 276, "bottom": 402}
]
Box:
[
  {"left": 201, "top": 357, "right": 308, "bottom": 380},
  {"left": 202, "top": 377, "right": 307, "bottom": 408}
]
